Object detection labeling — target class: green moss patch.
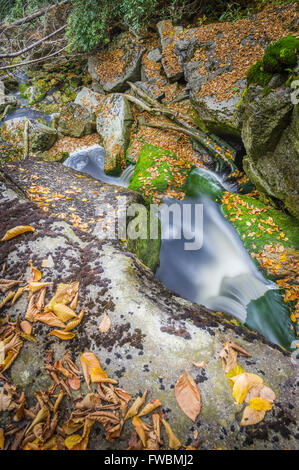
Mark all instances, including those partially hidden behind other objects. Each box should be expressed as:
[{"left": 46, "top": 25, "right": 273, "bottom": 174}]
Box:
[
  {"left": 247, "top": 35, "right": 299, "bottom": 87},
  {"left": 128, "top": 144, "right": 189, "bottom": 202}
]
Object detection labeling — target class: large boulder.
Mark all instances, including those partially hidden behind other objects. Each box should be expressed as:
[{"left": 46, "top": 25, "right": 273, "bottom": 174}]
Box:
[
  {"left": 0, "top": 160, "right": 297, "bottom": 450},
  {"left": 96, "top": 94, "right": 134, "bottom": 176},
  {"left": 57, "top": 102, "right": 94, "bottom": 137},
  {"left": 242, "top": 84, "right": 299, "bottom": 218},
  {"left": 1, "top": 117, "right": 57, "bottom": 152},
  {"left": 157, "top": 20, "right": 184, "bottom": 82},
  {"left": 74, "top": 87, "right": 105, "bottom": 114},
  {"left": 88, "top": 32, "right": 145, "bottom": 93}
]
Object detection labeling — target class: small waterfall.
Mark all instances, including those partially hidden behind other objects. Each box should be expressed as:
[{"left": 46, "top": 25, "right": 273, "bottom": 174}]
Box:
[
  {"left": 156, "top": 196, "right": 294, "bottom": 348},
  {"left": 64, "top": 145, "right": 134, "bottom": 187}
]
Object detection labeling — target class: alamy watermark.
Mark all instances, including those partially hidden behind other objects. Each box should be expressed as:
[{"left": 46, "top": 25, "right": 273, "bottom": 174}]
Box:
[{"left": 95, "top": 197, "right": 203, "bottom": 251}]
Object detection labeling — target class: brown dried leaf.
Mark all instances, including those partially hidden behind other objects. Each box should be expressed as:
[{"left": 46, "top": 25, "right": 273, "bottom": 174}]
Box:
[
  {"left": 175, "top": 371, "right": 201, "bottom": 422},
  {"left": 240, "top": 405, "right": 266, "bottom": 426},
  {"left": 161, "top": 418, "right": 181, "bottom": 450},
  {"left": 1, "top": 225, "right": 35, "bottom": 241},
  {"left": 48, "top": 330, "right": 76, "bottom": 341},
  {"left": 138, "top": 399, "right": 162, "bottom": 417},
  {"left": 20, "top": 320, "right": 32, "bottom": 335},
  {"left": 124, "top": 389, "right": 149, "bottom": 421},
  {"left": 53, "top": 303, "right": 78, "bottom": 322},
  {"left": 0, "top": 278, "right": 22, "bottom": 293},
  {"left": 132, "top": 416, "right": 150, "bottom": 447},
  {"left": 98, "top": 312, "right": 111, "bottom": 333}
]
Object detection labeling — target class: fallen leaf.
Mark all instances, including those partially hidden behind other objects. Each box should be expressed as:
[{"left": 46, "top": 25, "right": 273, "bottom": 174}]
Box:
[
  {"left": 28, "top": 260, "right": 42, "bottom": 282},
  {"left": 64, "top": 308, "right": 84, "bottom": 331},
  {"left": 98, "top": 312, "right": 111, "bottom": 333},
  {"left": 138, "top": 399, "right": 162, "bottom": 417},
  {"left": 80, "top": 352, "right": 117, "bottom": 390},
  {"left": 249, "top": 397, "right": 273, "bottom": 412},
  {"left": 20, "top": 321, "right": 32, "bottom": 335},
  {"left": 1, "top": 225, "right": 35, "bottom": 241},
  {"left": 53, "top": 303, "right": 77, "bottom": 322},
  {"left": 175, "top": 371, "right": 201, "bottom": 422},
  {"left": 132, "top": 416, "right": 150, "bottom": 447},
  {"left": 49, "top": 330, "right": 76, "bottom": 340},
  {"left": 192, "top": 361, "right": 206, "bottom": 369},
  {"left": 161, "top": 418, "right": 181, "bottom": 450},
  {"left": 0, "top": 428, "right": 4, "bottom": 450},
  {"left": 231, "top": 373, "right": 263, "bottom": 404},
  {"left": 0, "top": 278, "right": 22, "bottom": 293},
  {"left": 124, "top": 389, "right": 149, "bottom": 421},
  {"left": 240, "top": 405, "right": 266, "bottom": 426}
]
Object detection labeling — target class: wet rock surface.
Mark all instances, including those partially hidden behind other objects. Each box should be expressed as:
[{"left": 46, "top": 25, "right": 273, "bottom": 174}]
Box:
[
  {"left": 1, "top": 117, "right": 57, "bottom": 152},
  {"left": 0, "top": 159, "right": 297, "bottom": 450},
  {"left": 57, "top": 102, "right": 95, "bottom": 138}
]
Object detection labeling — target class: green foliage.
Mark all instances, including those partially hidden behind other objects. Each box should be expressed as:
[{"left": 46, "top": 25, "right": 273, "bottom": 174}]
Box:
[
  {"left": 1, "top": 0, "right": 52, "bottom": 21},
  {"left": 247, "top": 35, "right": 299, "bottom": 86}
]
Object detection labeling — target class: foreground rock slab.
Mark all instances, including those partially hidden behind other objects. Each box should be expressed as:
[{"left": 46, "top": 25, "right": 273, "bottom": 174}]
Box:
[{"left": 0, "top": 160, "right": 297, "bottom": 450}]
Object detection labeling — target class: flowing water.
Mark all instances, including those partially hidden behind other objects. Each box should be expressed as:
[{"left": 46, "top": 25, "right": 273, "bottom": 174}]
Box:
[
  {"left": 64, "top": 145, "right": 135, "bottom": 187},
  {"left": 63, "top": 146, "right": 295, "bottom": 350}
]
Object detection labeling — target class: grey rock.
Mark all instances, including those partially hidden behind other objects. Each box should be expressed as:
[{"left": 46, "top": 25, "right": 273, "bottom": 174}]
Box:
[
  {"left": 96, "top": 94, "right": 134, "bottom": 175},
  {"left": 1, "top": 117, "right": 57, "bottom": 152},
  {"left": 147, "top": 47, "right": 162, "bottom": 62},
  {"left": 0, "top": 161, "right": 297, "bottom": 450},
  {"left": 88, "top": 33, "right": 145, "bottom": 93},
  {"left": 74, "top": 86, "right": 105, "bottom": 114},
  {"left": 58, "top": 102, "right": 94, "bottom": 137}
]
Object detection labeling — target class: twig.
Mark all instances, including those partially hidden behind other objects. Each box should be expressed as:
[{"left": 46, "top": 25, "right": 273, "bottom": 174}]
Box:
[{"left": 0, "top": 46, "right": 68, "bottom": 71}]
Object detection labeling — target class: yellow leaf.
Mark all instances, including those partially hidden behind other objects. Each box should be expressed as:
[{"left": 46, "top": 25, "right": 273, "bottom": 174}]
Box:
[
  {"left": 48, "top": 330, "right": 76, "bottom": 340},
  {"left": 226, "top": 365, "right": 245, "bottom": 386},
  {"left": 249, "top": 397, "right": 273, "bottom": 411},
  {"left": 53, "top": 303, "right": 77, "bottom": 322},
  {"left": 80, "top": 352, "right": 117, "bottom": 390},
  {"left": 0, "top": 428, "right": 4, "bottom": 450},
  {"left": 240, "top": 405, "right": 265, "bottom": 426},
  {"left": 29, "top": 260, "right": 42, "bottom": 282},
  {"left": 231, "top": 373, "right": 263, "bottom": 404},
  {"left": 132, "top": 416, "right": 150, "bottom": 447},
  {"left": 65, "top": 434, "right": 82, "bottom": 450},
  {"left": 1, "top": 225, "right": 35, "bottom": 241}
]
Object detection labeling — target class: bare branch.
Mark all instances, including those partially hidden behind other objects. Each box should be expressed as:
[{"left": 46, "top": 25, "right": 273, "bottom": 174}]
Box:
[
  {"left": 0, "top": 46, "right": 68, "bottom": 71},
  {"left": 0, "top": 24, "right": 66, "bottom": 58}
]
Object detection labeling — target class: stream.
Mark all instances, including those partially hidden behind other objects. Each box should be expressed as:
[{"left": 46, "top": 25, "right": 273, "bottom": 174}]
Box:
[
  {"left": 63, "top": 146, "right": 295, "bottom": 350},
  {"left": 1, "top": 78, "right": 294, "bottom": 350}
]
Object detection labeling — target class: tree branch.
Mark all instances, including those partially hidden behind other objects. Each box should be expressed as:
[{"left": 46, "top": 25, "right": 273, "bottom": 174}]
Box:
[
  {"left": 0, "top": 24, "right": 66, "bottom": 58},
  {"left": 0, "top": 46, "right": 68, "bottom": 71},
  {"left": 0, "top": 1, "right": 69, "bottom": 31}
]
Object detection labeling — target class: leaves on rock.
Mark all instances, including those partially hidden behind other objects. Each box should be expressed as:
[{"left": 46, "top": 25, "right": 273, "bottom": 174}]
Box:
[
  {"left": 1, "top": 225, "right": 35, "bottom": 241},
  {"left": 174, "top": 371, "right": 201, "bottom": 422}
]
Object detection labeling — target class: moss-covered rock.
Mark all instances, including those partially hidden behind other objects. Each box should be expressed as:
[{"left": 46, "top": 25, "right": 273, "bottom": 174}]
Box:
[
  {"left": 242, "top": 83, "right": 298, "bottom": 219},
  {"left": 19, "top": 80, "right": 51, "bottom": 105},
  {"left": 247, "top": 35, "right": 299, "bottom": 87},
  {"left": 129, "top": 144, "right": 190, "bottom": 201}
]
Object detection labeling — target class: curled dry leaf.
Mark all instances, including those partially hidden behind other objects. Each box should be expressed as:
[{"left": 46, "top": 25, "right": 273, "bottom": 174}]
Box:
[
  {"left": 34, "top": 312, "right": 66, "bottom": 329},
  {"left": 132, "top": 416, "right": 150, "bottom": 447},
  {"left": 20, "top": 320, "right": 32, "bottom": 335},
  {"left": 27, "top": 281, "right": 53, "bottom": 294},
  {"left": 219, "top": 344, "right": 238, "bottom": 373},
  {"left": 45, "top": 282, "right": 79, "bottom": 312},
  {"left": 11, "top": 287, "right": 26, "bottom": 306},
  {"left": 68, "top": 375, "right": 81, "bottom": 391},
  {"left": 98, "top": 312, "right": 111, "bottom": 333},
  {"left": 161, "top": 418, "right": 181, "bottom": 450},
  {"left": 0, "top": 278, "right": 23, "bottom": 293},
  {"left": 124, "top": 389, "right": 149, "bottom": 421},
  {"left": 80, "top": 352, "right": 118, "bottom": 391},
  {"left": 175, "top": 371, "right": 202, "bottom": 422},
  {"left": 49, "top": 330, "right": 76, "bottom": 341},
  {"left": 25, "top": 407, "right": 49, "bottom": 436},
  {"left": 1, "top": 225, "right": 35, "bottom": 241},
  {"left": 0, "top": 290, "right": 15, "bottom": 310},
  {"left": 28, "top": 260, "right": 42, "bottom": 282},
  {"left": 138, "top": 399, "right": 162, "bottom": 417},
  {"left": 64, "top": 308, "right": 84, "bottom": 332},
  {"left": 192, "top": 361, "right": 206, "bottom": 369},
  {"left": 152, "top": 413, "right": 161, "bottom": 444},
  {"left": 35, "top": 287, "right": 46, "bottom": 310},
  {"left": 53, "top": 303, "right": 77, "bottom": 322}
]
